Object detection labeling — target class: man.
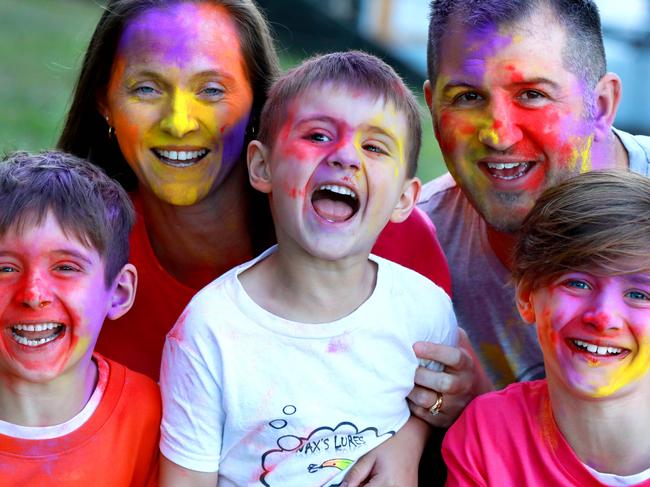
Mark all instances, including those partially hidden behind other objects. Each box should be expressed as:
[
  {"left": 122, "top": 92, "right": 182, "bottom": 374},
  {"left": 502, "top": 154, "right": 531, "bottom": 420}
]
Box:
[{"left": 418, "top": 0, "right": 650, "bottom": 389}]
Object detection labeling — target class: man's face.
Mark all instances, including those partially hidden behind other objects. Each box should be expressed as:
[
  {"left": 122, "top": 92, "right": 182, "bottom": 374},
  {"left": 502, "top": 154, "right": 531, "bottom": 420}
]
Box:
[{"left": 427, "top": 11, "right": 597, "bottom": 232}]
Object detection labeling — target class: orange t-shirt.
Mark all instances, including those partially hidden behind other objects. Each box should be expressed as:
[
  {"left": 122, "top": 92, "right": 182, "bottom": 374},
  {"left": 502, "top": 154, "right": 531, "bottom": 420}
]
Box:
[
  {"left": 96, "top": 193, "right": 451, "bottom": 380},
  {"left": 0, "top": 354, "right": 161, "bottom": 486}
]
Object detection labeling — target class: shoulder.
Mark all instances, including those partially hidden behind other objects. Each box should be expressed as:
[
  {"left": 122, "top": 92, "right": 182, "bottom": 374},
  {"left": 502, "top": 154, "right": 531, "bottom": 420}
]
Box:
[
  {"left": 103, "top": 355, "right": 161, "bottom": 412},
  {"left": 419, "top": 172, "right": 458, "bottom": 202},
  {"left": 446, "top": 381, "right": 547, "bottom": 445},
  {"left": 374, "top": 254, "right": 450, "bottom": 303},
  {"left": 614, "top": 128, "right": 650, "bottom": 176}
]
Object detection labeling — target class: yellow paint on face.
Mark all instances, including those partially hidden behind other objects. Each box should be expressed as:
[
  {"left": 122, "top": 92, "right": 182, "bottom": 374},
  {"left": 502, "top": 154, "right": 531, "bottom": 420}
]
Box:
[
  {"left": 103, "top": 3, "right": 253, "bottom": 207},
  {"left": 592, "top": 336, "right": 650, "bottom": 397}
]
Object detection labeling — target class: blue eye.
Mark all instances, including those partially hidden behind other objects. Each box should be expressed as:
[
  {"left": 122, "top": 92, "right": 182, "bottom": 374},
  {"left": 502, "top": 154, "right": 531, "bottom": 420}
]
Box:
[
  {"left": 363, "top": 143, "right": 388, "bottom": 155},
  {"left": 132, "top": 84, "right": 160, "bottom": 97},
  {"left": 201, "top": 86, "right": 224, "bottom": 97},
  {"left": 0, "top": 265, "right": 17, "bottom": 273},
  {"left": 626, "top": 290, "right": 650, "bottom": 301},
  {"left": 308, "top": 132, "right": 331, "bottom": 143},
  {"left": 564, "top": 279, "right": 590, "bottom": 290}
]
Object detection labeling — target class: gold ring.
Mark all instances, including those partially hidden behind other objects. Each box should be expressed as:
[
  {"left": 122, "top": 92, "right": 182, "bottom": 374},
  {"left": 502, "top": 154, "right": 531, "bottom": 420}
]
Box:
[{"left": 429, "top": 393, "right": 443, "bottom": 416}]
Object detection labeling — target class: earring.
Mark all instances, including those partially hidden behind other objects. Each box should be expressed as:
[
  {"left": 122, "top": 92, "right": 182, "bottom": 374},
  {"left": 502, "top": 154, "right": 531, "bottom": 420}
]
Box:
[{"left": 105, "top": 116, "right": 114, "bottom": 139}]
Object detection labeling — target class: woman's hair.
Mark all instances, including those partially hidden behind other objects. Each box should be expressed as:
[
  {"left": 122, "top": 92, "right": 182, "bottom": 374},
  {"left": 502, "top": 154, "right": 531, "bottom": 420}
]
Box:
[
  {"left": 58, "top": 0, "right": 280, "bottom": 252},
  {"left": 513, "top": 170, "right": 650, "bottom": 290}
]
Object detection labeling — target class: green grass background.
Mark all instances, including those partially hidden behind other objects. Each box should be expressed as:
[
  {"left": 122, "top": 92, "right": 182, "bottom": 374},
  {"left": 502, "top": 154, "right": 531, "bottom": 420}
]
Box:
[{"left": 0, "top": 0, "right": 446, "bottom": 182}]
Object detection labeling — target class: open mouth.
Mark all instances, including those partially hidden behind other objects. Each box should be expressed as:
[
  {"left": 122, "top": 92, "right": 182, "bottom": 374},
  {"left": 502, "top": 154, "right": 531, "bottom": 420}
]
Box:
[
  {"left": 569, "top": 338, "right": 629, "bottom": 358},
  {"left": 151, "top": 148, "right": 209, "bottom": 168},
  {"left": 11, "top": 323, "right": 65, "bottom": 348},
  {"left": 482, "top": 161, "right": 535, "bottom": 180},
  {"left": 311, "top": 184, "right": 360, "bottom": 223}
]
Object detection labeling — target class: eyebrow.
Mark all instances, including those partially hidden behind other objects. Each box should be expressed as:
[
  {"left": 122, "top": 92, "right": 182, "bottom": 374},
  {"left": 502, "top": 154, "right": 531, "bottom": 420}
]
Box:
[
  {"left": 442, "top": 77, "right": 561, "bottom": 91},
  {"left": 626, "top": 274, "right": 650, "bottom": 286},
  {"left": 0, "top": 249, "right": 94, "bottom": 265},
  {"left": 126, "top": 69, "right": 236, "bottom": 83}
]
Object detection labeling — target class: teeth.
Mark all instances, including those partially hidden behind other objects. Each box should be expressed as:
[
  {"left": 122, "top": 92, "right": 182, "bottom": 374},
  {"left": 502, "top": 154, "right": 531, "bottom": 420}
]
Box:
[
  {"left": 318, "top": 184, "right": 357, "bottom": 199},
  {"left": 12, "top": 334, "right": 59, "bottom": 347},
  {"left": 13, "top": 323, "right": 61, "bottom": 332},
  {"left": 486, "top": 162, "right": 523, "bottom": 170},
  {"left": 156, "top": 149, "right": 208, "bottom": 161},
  {"left": 572, "top": 339, "right": 623, "bottom": 356}
]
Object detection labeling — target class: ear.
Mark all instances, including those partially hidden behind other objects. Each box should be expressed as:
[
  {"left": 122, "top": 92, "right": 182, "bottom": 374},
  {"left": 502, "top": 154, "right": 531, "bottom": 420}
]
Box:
[
  {"left": 106, "top": 263, "right": 137, "bottom": 321},
  {"left": 423, "top": 80, "right": 434, "bottom": 113},
  {"left": 515, "top": 280, "right": 536, "bottom": 324},
  {"left": 390, "top": 177, "right": 421, "bottom": 223},
  {"left": 591, "top": 72, "right": 622, "bottom": 142},
  {"left": 96, "top": 89, "right": 110, "bottom": 121},
  {"left": 247, "top": 140, "right": 273, "bottom": 194}
]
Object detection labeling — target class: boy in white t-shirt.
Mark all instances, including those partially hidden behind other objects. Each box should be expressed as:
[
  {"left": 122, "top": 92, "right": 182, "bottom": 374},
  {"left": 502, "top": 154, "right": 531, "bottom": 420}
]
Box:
[
  {"left": 160, "top": 51, "right": 458, "bottom": 487},
  {"left": 443, "top": 170, "right": 650, "bottom": 486}
]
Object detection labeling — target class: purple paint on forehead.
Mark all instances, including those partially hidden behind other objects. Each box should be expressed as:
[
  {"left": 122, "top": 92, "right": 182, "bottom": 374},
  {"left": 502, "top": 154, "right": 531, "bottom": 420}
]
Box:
[
  {"left": 118, "top": 3, "right": 204, "bottom": 68},
  {"left": 461, "top": 22, "right": 514, "bottom": 80}
]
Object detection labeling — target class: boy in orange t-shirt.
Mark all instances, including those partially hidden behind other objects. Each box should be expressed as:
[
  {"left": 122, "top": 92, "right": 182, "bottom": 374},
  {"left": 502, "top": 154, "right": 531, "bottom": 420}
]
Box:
[{"left": 0, "top": 151, "right": 160, "bottom": 486}]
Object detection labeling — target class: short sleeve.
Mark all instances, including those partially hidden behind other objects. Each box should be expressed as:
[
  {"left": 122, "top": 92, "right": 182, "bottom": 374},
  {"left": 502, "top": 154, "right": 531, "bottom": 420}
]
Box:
[{"left": 159, "top": 314, "right": 225, "bottom": 473}]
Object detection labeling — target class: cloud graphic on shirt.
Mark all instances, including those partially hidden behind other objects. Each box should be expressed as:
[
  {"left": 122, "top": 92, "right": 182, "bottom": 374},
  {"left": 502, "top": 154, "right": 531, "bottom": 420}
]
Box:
[{"left": 259, "top": 411, "right": 394, "bottom": 486}]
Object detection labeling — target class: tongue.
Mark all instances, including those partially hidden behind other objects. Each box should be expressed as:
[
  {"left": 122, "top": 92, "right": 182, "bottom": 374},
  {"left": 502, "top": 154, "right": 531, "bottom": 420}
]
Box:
[{"left": 312, "top": 198, "right": 354, "bottom": 222}]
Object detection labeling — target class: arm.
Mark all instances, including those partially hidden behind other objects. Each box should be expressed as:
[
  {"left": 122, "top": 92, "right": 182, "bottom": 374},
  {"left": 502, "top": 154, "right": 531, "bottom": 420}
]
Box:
[
  {"left": 408, "top": 328, "right": 493, "bottom": 427},
  {"left": 160, "top": 455, "right": 218, "bottom": 487},
  {"left": 341, "top": 416, "right": 429, "bottom": 487}
]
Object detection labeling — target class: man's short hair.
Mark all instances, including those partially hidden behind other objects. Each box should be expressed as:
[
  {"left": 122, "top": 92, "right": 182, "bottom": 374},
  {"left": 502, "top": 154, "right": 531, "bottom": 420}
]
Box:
[
  {"left": 427, "top": 0, "right": 607, "bottom": 89},
  {"left": 0, "top": 151, "right": 135, "bottom": 286},
  {"left": 513, "top": 170, "right": 650, "bottom": 291},
  {"left": 258, "top": 50, "right": 422, "bottom": 178}
]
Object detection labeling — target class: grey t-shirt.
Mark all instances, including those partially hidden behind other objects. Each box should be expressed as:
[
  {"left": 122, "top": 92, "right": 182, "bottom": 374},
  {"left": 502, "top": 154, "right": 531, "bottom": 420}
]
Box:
[{"left": 418, "top": 129, "right": 650, "bottom": 388}]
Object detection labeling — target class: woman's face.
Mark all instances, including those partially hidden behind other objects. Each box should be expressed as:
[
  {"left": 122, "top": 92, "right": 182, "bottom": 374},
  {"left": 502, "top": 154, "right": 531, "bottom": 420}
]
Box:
[{"left": 101, "top": 2, "right": 254, "bottom": 206}]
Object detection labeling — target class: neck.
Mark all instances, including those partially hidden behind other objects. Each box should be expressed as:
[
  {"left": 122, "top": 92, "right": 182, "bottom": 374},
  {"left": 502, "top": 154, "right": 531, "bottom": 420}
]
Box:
[
  {"left": 139, "top": 163, "right": 254, "bottom": 289},
  {"left": 240, "top": 243, "right": 376, "bottom": 323},
  {"left": 486, "top": 225, "right": 519, "bottom": 270},
  {"left": 548, "top": 375, "right": 650, "bottom": 476},
  {"left": 0, "top": 357, "right": 97, "bottom": 427},
  {"left": 591, "top": 129, "right": 630, "bottom": 171}
]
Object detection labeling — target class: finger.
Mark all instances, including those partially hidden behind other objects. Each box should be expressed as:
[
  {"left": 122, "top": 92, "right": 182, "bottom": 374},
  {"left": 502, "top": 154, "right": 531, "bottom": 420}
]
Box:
[
  {"left": 413, "top": 341, "right": 471, "bottom": 371},
  {"left": 341, "top": 455, "right": 374, "bottom": 486},
  {"left": 408, "top": 400, "right": 455, "bottom": 428},
  {"left": 407, "top": 384, "right": 440, "bottom": 409},
  {"left": 414, "top": 367, "right": 472, "bottom": 395}
]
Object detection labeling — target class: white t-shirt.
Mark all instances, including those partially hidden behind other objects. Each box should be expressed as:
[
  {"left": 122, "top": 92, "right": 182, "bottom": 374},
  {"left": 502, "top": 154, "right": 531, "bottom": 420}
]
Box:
[{"left": 160, "top": 248, "right": 457, "bottom": 486}]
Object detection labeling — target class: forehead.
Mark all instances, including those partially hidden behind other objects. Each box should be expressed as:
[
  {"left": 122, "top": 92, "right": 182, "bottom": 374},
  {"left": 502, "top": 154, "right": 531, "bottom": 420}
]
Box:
[
  {"left": 437, "top": 9, "right": 571, "bottom": 82},
  {"left": 1, "top": 211, "right": 96, "bottom": 253},
  {"left": 117, "top": 2, "right": 245, "bottom": 71},
  {"left": 287, "top": 83, "right": 408, "bottom": 133}
]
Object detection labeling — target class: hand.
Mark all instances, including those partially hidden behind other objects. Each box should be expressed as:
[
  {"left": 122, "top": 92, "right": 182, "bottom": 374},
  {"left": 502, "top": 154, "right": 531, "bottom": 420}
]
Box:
[
  {"left": 408, "top": 328, "right": 493, "bottom": 428},
  {"left": 341, "top": 417, "right": 427, "bottom": 486}
]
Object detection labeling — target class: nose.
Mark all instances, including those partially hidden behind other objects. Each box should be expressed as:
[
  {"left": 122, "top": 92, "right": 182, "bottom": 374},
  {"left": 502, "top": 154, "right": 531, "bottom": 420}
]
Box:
[
  {"left": 477, "top": 97, "right": 523, "bottom": 151},
  {"left": 326, "top": 138, "right": 361, "bottom": 172},
  {"left": 16, "top": 271, "right": 53, "bottom": 310},
  {"left": 160, "top": 89, "right": 200, "bottom": 138},
  {"left": 582, "top": 290, "right": 624, "bottom": 333}
]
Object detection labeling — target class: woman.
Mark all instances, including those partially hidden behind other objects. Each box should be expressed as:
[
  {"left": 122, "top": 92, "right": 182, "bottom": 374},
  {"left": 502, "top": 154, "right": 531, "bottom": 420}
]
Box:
[{"left": 58, "top": 5, "right": 480, "bottom": 478}]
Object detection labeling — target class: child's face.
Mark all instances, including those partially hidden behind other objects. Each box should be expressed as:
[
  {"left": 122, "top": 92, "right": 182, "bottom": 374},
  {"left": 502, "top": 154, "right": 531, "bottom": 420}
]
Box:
[
  {"left": 248, "top": 83, "right": 419, "bottom": 260},
  {"left": 0, "top": 213, "right": 129, "bottom": 383},
  {"left": 517, "top": 271, "right": 650, "bottom": 398}
]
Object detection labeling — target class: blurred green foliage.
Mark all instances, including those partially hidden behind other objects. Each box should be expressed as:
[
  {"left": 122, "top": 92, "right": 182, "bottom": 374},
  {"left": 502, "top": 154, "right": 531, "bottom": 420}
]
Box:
[{"left": 0, "top": 0, "right": 445, "bottom": 181}]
